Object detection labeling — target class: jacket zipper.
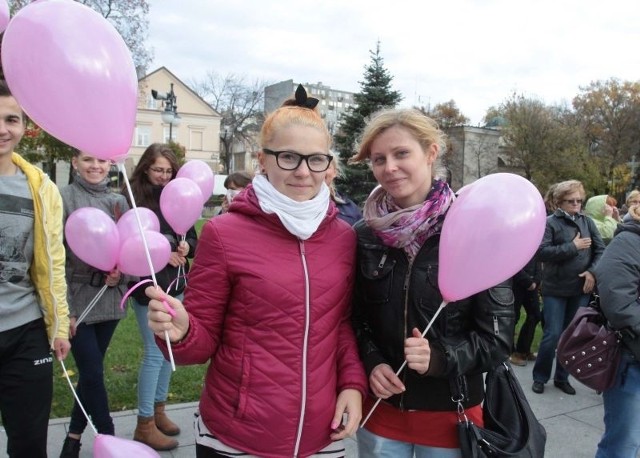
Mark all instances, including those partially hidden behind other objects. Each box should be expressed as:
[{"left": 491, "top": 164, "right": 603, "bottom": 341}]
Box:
[
  {"left": 293, "top": 239, "right": 310, "bottom": 457},
  {"left": 37, "top": 172, "right": 60, "bottom": 347},
  {"left": 399, "top": 260, "right": 413, "bottom": 411}
]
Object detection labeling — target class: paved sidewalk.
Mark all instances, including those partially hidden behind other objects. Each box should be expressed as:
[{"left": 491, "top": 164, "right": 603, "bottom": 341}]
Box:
[{"left": 0, "top": 362, "right": 604, "bottom": 457}]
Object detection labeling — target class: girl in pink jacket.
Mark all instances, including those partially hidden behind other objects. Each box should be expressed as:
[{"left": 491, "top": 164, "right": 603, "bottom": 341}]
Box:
[{"left": 146, "top": 85, "right": 367, "bottom": 458}]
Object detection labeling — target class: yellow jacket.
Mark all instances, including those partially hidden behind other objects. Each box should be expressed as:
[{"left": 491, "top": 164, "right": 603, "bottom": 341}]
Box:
[{"left": 12, "top": 153, "right": 69, "bottom": 344}]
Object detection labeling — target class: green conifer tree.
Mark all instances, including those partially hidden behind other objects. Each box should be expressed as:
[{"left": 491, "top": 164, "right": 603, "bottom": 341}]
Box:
[{"left": 334, "top": 41, "right": 402, "bottom": 205}]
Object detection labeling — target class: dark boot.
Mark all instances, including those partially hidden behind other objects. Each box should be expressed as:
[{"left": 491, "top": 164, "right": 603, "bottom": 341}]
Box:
[
  {"left": 154, "top": 401, "right": 181, "bottom": 436},
  {"left": 59, "top": 436, "right": 81, "bottom": 458}
]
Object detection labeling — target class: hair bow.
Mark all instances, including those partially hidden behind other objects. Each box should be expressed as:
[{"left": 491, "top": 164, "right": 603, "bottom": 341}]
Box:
[{"left": 294, "top": 84, "right": 319, "bottom": 109}]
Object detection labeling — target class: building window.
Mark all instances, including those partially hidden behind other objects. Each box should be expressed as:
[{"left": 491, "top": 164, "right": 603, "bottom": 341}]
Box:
[
  {"left": 233, "top": 152, "right": 245, "bottom": 171},
  {"left": 190, "top": 130, "right": 203, "bottom": 151},
  {"left": 146, "top": 94, "right": 158, "bottom": 109},
  {"left": 135, "top": 125, "right": 151, "bottom": 147}
]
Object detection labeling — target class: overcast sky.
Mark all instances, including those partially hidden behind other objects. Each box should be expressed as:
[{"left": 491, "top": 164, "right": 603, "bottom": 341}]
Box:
[{"left": 147, "top": 0, "right": 640, "bottom": 125}]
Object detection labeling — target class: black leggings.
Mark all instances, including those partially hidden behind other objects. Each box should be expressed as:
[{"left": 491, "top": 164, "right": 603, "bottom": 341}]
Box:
[{"left": 196, "top": 444, "right": 233, "bottom": 458}]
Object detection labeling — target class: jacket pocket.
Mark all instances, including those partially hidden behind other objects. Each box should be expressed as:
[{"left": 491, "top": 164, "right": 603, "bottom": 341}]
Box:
[
  {"left": 358, "top": 245, "right": 395, "bottom": 304},
  {"left": 235, "top": 352, "right": 251, "bottom": 419},
  {"left": 488, "top": 283, "right": 514, "bottom": 307}
]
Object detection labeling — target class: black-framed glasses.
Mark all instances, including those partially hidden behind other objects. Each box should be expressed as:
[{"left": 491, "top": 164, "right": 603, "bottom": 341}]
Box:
[
  {"left": 263, "top": 148, "right": 333, "bottom": 172},
  {"left": 563, "top": 199, "right": 583, "bottom": 205}
]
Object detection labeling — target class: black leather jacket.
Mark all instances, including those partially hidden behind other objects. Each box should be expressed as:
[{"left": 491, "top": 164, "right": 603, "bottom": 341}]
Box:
[{"left": 352, "top": 222, "right": 514, "bottom": 411}]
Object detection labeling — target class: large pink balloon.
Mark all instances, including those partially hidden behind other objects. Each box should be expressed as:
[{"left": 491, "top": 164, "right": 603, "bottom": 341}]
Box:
[
  {"left": 1, "top": 0, "right": 137, "bottom": 161},
  {"left": 118, "top": 231, "right": 171, "bottom": 277},
  {"left": 160, "top": 178, "right": 203, "bottom": 235},
  {"left": 439, "top": 173, "right": 546, "bottom": 302},
  {"left": 116, "top": 208, "right": 161, "bottom": 242},
  {"left": 65, "top": 208, "right": 120, "bottom": 272},
  {"left": 177, "top": 160, "right": 215, "bottom": 205},
  {"left": 94, "top": 434, "right": 160, "bottom": 458},
  {"left": 0, "top": 0, "right": 9, "bottom": 34}
]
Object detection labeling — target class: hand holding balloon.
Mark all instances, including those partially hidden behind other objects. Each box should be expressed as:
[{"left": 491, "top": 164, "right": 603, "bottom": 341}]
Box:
[
  {"left": 404, "top": 328, "right": 431, "bottom": 375},
  {"left": 145, "top": 286, "right": 190, "bottom": 344}
]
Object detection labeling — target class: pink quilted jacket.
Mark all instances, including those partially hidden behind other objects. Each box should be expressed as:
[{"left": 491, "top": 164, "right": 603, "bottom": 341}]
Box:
[{"left": 159, "top": 186, "right": 367, "bottom": 457}]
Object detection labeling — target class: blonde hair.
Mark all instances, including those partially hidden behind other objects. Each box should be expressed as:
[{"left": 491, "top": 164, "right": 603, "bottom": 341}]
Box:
[
  {"left": 260, "top": 104, "right": 331, "bottom": 149},
  {"left": 351, "top": 108, "right": 446, "bottom": 178},
  {"left": 626, "top": 189, "right": 640, "bottom": 207},
  {"left": 544, "top": 183, "right": 558, "bottom": 213},
  {"left": 552, "top": 180, "right": 585, "bottom": 206}
]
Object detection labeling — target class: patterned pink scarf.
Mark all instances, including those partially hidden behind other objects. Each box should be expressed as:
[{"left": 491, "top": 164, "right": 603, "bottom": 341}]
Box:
[{"left": 363, "top": 179, "right": 455, "bottom": 260}]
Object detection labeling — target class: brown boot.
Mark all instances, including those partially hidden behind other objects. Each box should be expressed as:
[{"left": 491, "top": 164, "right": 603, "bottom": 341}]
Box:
[
  {"left": 133, "top": 416, "right": 178, "bottom": 451},
  {"left": 509, "top": 352, "right": 527, "bottom": 366},
  {"left": 154, "top": 401, "right": 181, "bottom": 436}
]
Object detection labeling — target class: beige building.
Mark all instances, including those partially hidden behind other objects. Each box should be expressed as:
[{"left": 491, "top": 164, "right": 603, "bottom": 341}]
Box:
[
  {"left": 264, "top": 80, "right": 355, "bottom": 134},
  {"left": 132, "top": 67, "right": 222, "bottom": 172},
  {"left": 445, "top": 125, "right": 513, "bottom": 191}
]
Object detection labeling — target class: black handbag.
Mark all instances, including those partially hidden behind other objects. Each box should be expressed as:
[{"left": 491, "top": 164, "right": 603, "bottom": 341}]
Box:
[
  {"left": 456, "top": 361, "right": 547, "bottom": 457},
  {"left": 557, "top": 301, "right": 622, "bottom": 392}
]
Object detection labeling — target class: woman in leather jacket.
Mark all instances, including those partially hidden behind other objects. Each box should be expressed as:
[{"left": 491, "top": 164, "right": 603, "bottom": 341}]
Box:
[{"left": 351, "top": 108, "right": 514, "bottom": 457}]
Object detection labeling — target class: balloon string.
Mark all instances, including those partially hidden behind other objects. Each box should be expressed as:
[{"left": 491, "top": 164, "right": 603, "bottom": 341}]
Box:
[
  {"left": 360, "top": 300, "right": 448, "bottom": 428},
  {"left": 118, "top": 163, "right": 176, "bottom": 371},
  {"left": 75, "top": 284, "right": 108, "bottom": 326},
  {"left": 60, "top": 359, "right": 98, "bottom": 436},
  {"left": 175, "top": 234, "right": 187, "bottom": 290}
]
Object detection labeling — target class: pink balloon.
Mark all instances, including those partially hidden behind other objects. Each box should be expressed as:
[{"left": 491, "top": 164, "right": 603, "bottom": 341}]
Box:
[
  {"left": 94, "top": 434, "right": 160, "bottom": 458},
  {"left": 1, "top": 0, "right": 137, "bottom": 161},
  {"left": 0, "top": 0, "right": 9, "bottom": 34},
  {"left": 439, "top": 173, "right": 546, "bottom": 302},
  {"left": 160, "top": 178, "right": 203, "bottom": 235},
  {"left": 177, "top": 160, "right": 215, "bottom": 205},
  {"left": 116, "top": 208, "right": 161, "bottom": 242},
  {"left": 118, "top": 231, "right": 171, "bottom": 277},
  {"left": 65, "top": 208, "right": 120, "bottom": 272}
]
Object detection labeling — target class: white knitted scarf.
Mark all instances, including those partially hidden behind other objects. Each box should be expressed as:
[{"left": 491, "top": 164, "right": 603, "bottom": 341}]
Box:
[{"left": 252, "top": 174, "right": 330, "bottom": 240}]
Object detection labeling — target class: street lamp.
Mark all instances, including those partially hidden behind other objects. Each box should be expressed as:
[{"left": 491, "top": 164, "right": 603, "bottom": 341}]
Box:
[
  {"left": 152, "top": 83, "right": 181, "bottom": 142},
  {"left": 219, "top": 126, "right": 232, "bottom": 174}
]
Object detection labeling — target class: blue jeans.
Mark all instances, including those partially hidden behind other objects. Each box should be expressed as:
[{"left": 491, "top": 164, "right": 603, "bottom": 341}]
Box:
[
  {"left": 133, "top": 296, "right": 180, "bottom": 417},
  {"left": 596, "top": 351, "right": 640, "bottom": 458},
  {"left": 532, "top": 294, "right": 590, "bottom": 384},
  {"left": 68, "top": 319, "right": 119, "bottom": 435},
  {"left": 357, "top": 427, "right": 461, "bottom": 458}
]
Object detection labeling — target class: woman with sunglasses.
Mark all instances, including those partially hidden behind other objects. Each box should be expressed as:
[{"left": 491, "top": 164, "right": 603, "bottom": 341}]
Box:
[
  {"left": 531, "top": 179, "right": 605, "bottom": 395},
  {"left": 145, "top": 85, "right": 367, "bottom": 458},
  {"left": 123, "top": 144, "right": 198, "bottom": 451}
]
